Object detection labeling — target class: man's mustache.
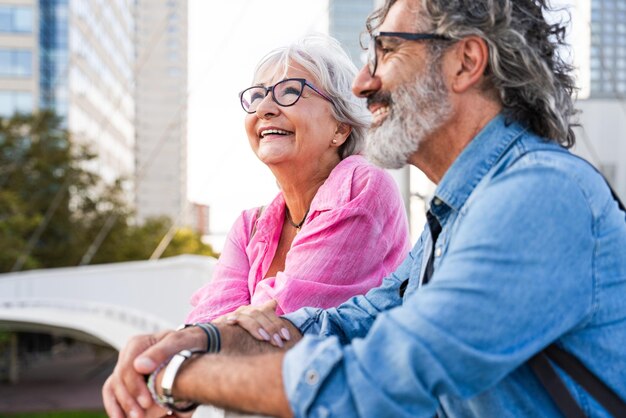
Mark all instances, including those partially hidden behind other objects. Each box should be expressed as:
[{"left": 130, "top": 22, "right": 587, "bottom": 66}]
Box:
[{"left": 367, "top": 91, "right": 393, "bottom": 109}]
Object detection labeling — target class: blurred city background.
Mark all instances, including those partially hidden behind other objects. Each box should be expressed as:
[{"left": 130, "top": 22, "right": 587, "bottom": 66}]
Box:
[{"left": 0, "top": 0, "right": 624, "bottom": 416}]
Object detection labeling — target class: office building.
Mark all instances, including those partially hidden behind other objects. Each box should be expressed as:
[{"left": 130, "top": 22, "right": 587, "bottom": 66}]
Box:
[
  {"left": 0, "top": 0, "right": 136, "bottom": 186},
  {"left": 134, "top": 0, "right": 189, "bottom": 224},
  {"left": 589, "top": 0, "right": 626, "bottom": 97},
  {"left": 328, "top": 0, "right": 375, "bottom": 67},
  {"left": 0, "top": 0, "right": 36, "bottom": 116}
]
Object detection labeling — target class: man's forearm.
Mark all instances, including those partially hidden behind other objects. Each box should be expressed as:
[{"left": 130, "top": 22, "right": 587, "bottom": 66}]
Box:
[{"left": 168, "top": 351, "right": 292, "bottom": 418}]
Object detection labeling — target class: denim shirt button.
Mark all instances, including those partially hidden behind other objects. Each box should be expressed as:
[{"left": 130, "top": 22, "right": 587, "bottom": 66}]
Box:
[
  {"left": 433, "top": 197, "right": 442, "bottom": 206},
  {"left": 435, "top": 247, "right": 442, "bottom": 257},
  {"left": 305, "top": 369, "right": 320, "bottom": 385},
  {"left": 316, "top": 406, "right": 329, "bottom": 418}
]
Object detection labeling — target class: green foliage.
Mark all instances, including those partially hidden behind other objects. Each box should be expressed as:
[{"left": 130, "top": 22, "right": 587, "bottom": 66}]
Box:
[{"left": 0, "top": 111, "right": 216, "bottom": 272}]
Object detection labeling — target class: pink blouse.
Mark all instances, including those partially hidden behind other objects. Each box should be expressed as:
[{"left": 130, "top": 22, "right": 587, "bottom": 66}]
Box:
[{"left": 186, "top": 155, "right": 410, "bottom": 323}]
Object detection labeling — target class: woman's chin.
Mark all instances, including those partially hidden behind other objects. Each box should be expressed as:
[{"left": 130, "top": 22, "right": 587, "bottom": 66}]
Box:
[{"left": 256, "top": 151, "right": 292, "bottom": 166}]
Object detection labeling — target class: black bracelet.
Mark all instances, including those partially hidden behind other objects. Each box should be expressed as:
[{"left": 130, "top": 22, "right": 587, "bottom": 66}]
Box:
[
  {"left": 179, "top": 323, "right": 221, "bottom": 353},
  {"left": 195, "top": 323, "right": 221, "bottom": 353}
]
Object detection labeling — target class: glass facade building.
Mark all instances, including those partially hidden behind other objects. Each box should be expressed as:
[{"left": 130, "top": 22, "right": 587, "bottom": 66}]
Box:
[
  {"left": 39, "top": 0, "right": 68, "bottom": 116},
  {"left": 0, "top": 4, "right": 33, "bottom": 33},
  {"left": 329, "top": 0, "right": 375, "bottom": 68},
  {"left": 134, "top": 0, "right": 188, "bottom": 223},
  {"left": 0, "top": 1, "right": 36, "bottom": 117},
  {"left": 0, "top": 0, "right": 135, "bottom": 186},
  {"left": 65, "top": 0, "right": 135, "bottom": 184},
  {"left": 589, "top": 0, "right": 626, "bottom": 97}
]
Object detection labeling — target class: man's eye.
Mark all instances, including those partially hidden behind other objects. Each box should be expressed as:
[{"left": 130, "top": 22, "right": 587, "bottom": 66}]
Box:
[{"left": 376, "top": 40, "right": 394, "bottom": 56}]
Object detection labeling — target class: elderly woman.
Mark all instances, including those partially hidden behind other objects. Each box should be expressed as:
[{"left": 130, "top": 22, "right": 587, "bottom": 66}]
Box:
[
  {"left": 185, "top": 35, "right": 410, "bottom": 336},
  {"left": 101, "top": 35, "right": 409, "bottom": 418}
]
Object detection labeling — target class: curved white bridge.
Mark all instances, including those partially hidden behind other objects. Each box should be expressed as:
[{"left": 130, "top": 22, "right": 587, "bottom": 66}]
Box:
[{"left": 0, "top": 255, "right": 216, "bottom": 350}]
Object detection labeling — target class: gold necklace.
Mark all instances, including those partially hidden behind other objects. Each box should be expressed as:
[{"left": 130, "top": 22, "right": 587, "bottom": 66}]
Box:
[{"left": 285, "top": 207, "right": 309, "bottom": 232}]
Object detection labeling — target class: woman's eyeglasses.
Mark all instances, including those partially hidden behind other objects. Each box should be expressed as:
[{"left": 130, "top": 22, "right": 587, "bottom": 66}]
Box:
[{"left": 239, "top": 78, "right": 333, "bottom": 114}]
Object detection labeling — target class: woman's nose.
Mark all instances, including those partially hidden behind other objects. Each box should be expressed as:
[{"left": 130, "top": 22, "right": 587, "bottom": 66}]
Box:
[
  {"left": 255, "top": 92, "right": 280, "bottom": 119},
  {"left": 352, "top": 65, "right": 381, "bottom": 98}
]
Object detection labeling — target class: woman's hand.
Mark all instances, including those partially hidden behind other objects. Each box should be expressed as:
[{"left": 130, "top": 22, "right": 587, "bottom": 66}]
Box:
[{"left": 219, "top": 300, "right": 291, "bottom": 348}]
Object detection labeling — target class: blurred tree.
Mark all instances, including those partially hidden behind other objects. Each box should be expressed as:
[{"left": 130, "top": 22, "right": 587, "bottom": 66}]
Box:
[
  {"left": 164, "top": 226, "right": 218, "bottom": 258},
  {"left": 0, "top": 111, "right": 216, "bottom": 273}
]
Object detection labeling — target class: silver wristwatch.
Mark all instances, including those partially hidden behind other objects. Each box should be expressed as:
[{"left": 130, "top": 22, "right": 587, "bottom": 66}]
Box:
[{"left": 160, "top": 349, "right": 201, "bottom": 412}]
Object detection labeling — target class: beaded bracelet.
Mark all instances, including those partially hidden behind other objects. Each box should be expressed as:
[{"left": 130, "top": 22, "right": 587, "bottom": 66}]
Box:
[{"left": 147, "top": 358, "right": 172, "bottom": 408}]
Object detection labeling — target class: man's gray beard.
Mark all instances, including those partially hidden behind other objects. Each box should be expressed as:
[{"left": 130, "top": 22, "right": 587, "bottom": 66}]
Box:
[{"left": 365, "top": 64, "right": 452, "bottom": 169}]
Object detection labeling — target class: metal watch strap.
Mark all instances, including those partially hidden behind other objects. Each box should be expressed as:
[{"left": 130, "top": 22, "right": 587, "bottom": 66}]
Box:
[{"left": 160, "top": 349, "right": 202, "bottom": 412}]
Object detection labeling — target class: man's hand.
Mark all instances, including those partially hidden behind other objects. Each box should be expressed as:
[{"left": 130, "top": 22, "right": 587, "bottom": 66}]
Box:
[{"left": 102, "top": 327, "right": 207, "bottom": 418}]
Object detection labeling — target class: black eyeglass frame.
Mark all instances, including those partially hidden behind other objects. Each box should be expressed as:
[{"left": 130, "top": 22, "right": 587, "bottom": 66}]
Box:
[
  {"left": 239, "top": 78, "right": 333, "bottom": 114},
  {"left": 362, "top": 31, "right": 451, "bottom": 76}
]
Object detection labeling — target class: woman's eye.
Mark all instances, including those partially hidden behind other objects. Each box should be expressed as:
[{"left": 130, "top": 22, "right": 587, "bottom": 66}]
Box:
[
  {"left": 250, "top": 92, "right": 265, "bottom": 102},
  {"left": 282, "top": 87, "right": 301, "bottom": 96}
]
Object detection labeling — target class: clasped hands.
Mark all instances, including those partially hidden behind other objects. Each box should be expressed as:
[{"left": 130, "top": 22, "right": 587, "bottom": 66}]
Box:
[{"left": 102, "top": 300, "right": 291, "bottom": 418}]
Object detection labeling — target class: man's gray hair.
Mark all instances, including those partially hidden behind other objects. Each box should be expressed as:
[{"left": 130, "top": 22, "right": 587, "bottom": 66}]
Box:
[
  {"left": 368, "top": 0, "right": 578, "bottom": 147},
  {"left": 253, "top": 35, "right": 371, "bottom": 158}
]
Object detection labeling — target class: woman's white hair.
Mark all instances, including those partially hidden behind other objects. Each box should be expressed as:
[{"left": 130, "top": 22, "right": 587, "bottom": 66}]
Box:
[{"left": 253, "top": 34, "right": 370, "bottom": 159}]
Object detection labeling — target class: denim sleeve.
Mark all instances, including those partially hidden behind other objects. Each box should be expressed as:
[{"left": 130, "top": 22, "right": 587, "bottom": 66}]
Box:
[
  {"left": 282, "top": 165, "right": 595, "bottom": 417},
  {"left": 283, "top": 250, "right": 413, "bottom": 343}
]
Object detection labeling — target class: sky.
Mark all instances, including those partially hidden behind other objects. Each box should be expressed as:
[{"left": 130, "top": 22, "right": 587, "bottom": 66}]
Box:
[{"left": 187, "top": 0, "right": 330, "bottom": 245}]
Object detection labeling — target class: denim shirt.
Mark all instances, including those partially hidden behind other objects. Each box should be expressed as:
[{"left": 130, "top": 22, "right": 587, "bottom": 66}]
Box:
[{"left": 282, "top": 114, "right": 626, "bottom": 418}]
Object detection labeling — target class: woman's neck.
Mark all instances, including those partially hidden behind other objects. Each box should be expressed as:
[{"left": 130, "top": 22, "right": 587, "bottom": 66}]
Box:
[{"left": 271, "top": 155, "right": 341, "bottom": 222}]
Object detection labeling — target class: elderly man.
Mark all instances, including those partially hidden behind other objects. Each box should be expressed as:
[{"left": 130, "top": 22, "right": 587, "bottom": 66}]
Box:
[{"left": 104, "top": 0, "right": 626, "bottom": 417}]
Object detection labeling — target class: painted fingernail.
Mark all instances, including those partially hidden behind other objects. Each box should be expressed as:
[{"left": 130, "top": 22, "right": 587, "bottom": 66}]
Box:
[
  {"left": 280, "top": 327, "right": 291, "bottom": 341},
  {"left": 130, "top": 410, "right": 140, "bottom": 418},
  {"left": 258, "top": 328, "right": 271, "bottom": 341},
  {"left": 273, "top": 333, "right": 284, "bottom": 348},
  {"left": 135, "top": 356, "right": 156, "bottom": 370}
]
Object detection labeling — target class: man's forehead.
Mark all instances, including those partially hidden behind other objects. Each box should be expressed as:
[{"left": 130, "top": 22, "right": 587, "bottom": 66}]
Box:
[{"left": 380, "top": 0, "right": 425, "bottom": 32}]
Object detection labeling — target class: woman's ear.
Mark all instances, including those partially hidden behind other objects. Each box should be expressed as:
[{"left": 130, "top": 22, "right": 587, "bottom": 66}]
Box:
[{"left": 333, "top": 123, "right": 351, "bottom": 145}]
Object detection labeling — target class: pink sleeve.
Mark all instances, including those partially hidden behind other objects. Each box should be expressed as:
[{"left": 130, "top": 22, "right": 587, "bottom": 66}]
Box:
[
  {"left": 251, "top": 165, "right": 410, "bottom": 315},
  {"left": 185, "top": 210, "right": 256, "bottom": 323}
]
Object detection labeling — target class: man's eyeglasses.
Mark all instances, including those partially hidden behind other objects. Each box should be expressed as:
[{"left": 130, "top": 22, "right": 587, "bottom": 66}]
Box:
[
  {"left": 239, "top": 78, "right": 333, "bottom": 114},
  {"left": 360, "top": 31, "right": 450, "bottom": 77}
]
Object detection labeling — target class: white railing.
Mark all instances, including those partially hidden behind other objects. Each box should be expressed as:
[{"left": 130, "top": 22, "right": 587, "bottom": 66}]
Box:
[{"left": 0, "top": 255, "right": 216, "bottom": 349}]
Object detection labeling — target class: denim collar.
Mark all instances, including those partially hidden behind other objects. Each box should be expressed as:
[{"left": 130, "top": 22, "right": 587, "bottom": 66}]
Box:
[{"left": 433, "top": 114, "right": 527, "bottom": 213}]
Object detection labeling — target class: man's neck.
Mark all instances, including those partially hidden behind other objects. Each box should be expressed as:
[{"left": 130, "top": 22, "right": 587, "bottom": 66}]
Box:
[{"left": 410, "top": 100, "right": 502, "bottom": 184}]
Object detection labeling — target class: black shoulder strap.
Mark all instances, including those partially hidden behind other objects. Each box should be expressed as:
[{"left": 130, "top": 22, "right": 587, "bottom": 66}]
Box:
[
  {"left": 546, "top": 344, "right": 626, "bottom": 417},
  {"left": 528, "top": 351, "right": 586, "bottom": 418},
  {"left": 530, "top": 344, "right": 626, "bottom": 417}
]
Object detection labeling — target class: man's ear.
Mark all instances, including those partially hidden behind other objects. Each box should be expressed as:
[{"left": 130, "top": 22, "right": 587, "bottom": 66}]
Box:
[{"left": 449, "top": 36, "right": 490, "bottom": 94}]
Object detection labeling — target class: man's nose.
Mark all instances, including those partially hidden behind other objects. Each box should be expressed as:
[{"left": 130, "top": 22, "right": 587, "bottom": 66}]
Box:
[{"left": 352, "top": 65, "right": 381, "bottom": 98}]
